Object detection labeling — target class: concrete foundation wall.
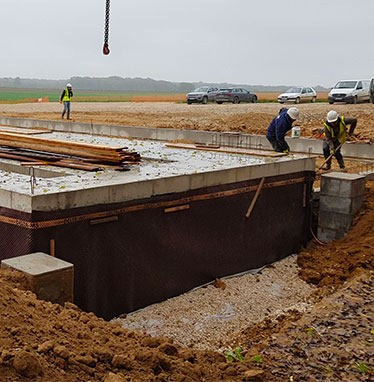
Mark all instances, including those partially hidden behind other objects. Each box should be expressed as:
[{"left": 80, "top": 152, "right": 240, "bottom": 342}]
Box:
[
  {"left": 1, "top": 116, "right": 374, "bottom": 159},
  {"left": 0, "top": 171, "right": 314, "bottom": 319}
]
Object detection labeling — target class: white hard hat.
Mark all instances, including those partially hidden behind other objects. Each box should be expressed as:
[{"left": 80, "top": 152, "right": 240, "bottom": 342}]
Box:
[
  {"left": 287, "top": 107, "right": 300, "bottom": 120},
  {"left": 66, "top": 83, "right": 72, "bottom": 88},
  {"left": 327, "top": 110, "right": 339, "bottom": 123}
]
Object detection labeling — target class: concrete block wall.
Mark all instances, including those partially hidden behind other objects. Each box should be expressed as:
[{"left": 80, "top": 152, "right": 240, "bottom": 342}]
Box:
[{"left": 318, "top": 172, "right": 366, "bottom": 242}]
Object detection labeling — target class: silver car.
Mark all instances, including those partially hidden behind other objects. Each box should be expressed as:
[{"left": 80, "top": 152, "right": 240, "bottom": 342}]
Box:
[
  {"left": 186, "top": 86, "right": 219, "bottom": 104},
  {"left": 278, "top": 87, "right": 317, "bottom": 104}
]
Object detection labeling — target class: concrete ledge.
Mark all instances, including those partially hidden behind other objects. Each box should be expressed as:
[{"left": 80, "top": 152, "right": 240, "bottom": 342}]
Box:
[
  {"left": 320, "top": 172, "right": 366, "bottom": 198},
  {"left": 1, "top": 116, "right": 374, "bottom": 159},
  {"left": 1, "top": 252, "right": 74, "bottom": 305}
]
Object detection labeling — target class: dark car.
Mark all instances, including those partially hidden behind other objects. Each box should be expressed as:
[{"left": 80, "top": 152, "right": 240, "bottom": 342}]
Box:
[{"left": 215, "top": 88, "right": 257, "bottom": 104}]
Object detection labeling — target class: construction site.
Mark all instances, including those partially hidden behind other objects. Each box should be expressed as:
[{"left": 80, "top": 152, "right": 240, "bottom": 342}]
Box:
[{"left": 0, "top": 101, "right": 372, "bottom": 381}]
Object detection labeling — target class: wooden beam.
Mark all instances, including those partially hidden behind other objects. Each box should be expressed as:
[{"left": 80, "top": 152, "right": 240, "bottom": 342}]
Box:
[{"left": 245, "top": 177, "right": 265, "bottom": 219}]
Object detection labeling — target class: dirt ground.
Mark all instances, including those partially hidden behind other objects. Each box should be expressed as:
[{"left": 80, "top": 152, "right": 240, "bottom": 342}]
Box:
[
  {"left": 0, "top": 102, "right": 374, "bottom": 380},
  {"left": 1, "top": 184, "right": 373, "bottom": 381},
  {"left": 1, "top": 101, "right": 374, "bottom": 141}
]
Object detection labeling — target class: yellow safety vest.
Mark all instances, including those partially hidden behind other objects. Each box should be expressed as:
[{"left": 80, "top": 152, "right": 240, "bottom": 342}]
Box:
[
  {"left": 62, "top": 89, "right": 71, "bottom": 102},
  {"left": 324, "top": 116, "right": 347, "bottom": 144}
]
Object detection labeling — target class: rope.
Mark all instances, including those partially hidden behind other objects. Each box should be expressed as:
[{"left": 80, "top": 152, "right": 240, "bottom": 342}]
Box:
[{"left": 103, "top": 0, "right": 110, "bottom": 55}]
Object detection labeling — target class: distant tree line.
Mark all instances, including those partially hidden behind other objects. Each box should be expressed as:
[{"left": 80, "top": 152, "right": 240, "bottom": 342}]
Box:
[{"left": 0, "top": 76, "right": 328, "bottom": 93}]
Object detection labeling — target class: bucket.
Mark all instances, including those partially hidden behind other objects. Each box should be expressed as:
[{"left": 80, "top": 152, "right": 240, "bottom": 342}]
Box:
[{"left": 291, "top": 125, "right": 301, "bottom": 138}]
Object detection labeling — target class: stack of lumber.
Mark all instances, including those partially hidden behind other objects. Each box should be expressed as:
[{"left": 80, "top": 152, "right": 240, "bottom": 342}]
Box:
[{"left": 0, "top": 132, "right": 140, "bottom": 171}]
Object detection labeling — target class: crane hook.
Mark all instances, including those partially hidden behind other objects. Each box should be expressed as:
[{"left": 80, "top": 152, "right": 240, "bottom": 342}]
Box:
[{"left": 103, "top": 0, "right": 110, "bottom": 55}]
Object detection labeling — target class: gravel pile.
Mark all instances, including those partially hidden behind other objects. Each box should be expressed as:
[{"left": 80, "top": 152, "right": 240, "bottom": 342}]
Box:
[{"left": 114, "top": 255, "right": 315, "bottom": 351}]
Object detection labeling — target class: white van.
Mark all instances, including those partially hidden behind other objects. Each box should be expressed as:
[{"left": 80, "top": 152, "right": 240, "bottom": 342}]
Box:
[{"left": 328, "top": 79, "right": 371, "bottom": 104}]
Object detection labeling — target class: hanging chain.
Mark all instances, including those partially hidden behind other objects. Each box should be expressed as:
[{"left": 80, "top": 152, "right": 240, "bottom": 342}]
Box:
[{"left": 103, "top": 0, "right": 110, "bottom": 55}]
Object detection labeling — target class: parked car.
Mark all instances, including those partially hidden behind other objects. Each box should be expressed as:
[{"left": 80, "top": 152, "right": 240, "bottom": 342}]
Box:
[
  {"left": 328, "top": 79, "right": 371, "bottom": 104},
  {"left": 278, "top": 87, "right": 317, "bottom": 104},
  {"left": 215, "top": 88, "right": 257, "bottom": 104},
  {"left": 186, "top": 86, "right": 219, "bottom": 104}
]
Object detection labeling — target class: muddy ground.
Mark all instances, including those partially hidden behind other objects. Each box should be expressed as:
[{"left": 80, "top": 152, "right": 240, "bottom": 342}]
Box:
[{"left": 0, "top": 102, "right": 373, "bottom": 381}]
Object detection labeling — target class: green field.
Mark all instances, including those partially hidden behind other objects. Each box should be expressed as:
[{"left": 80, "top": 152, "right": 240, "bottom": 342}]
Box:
[{"left": 0, "top": 89, "right": 138, "bottom": 103}]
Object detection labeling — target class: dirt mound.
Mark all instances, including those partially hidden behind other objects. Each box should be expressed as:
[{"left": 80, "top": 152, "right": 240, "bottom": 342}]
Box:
[
  {"left": 0, "top": 269, "right": 256, "bottom": 381},
  {"left": 298, "top": 181, "right": 374, "bottom": 287},
  {"left": 233, "top": 270, "right": 374, "bottom": 381}
]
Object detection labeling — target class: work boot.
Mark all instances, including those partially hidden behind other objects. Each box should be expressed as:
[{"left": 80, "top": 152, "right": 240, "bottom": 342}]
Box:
[
  {"left": 338, "top": 158, "right": 345, "bottom": 170},
  {"left": 322, "top": 162, "right": 331, "bottom": 171}
]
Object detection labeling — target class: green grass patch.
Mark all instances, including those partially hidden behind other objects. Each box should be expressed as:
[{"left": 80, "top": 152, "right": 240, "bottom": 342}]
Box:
[{"left": 0, "top": 89, "right": 184, "bottom": 103}]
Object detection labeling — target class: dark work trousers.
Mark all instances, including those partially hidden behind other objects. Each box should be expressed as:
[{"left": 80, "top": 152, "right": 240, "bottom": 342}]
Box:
[
  {"left": 323, "top": 140, "right": 343, "bottom": 164},
  {"left": 267, "top": 137, "right": 290, "bottom": 153}
]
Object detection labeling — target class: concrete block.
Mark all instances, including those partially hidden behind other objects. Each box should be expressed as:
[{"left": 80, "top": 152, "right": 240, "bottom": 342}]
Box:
[
  {"left": 317, "top": 227, "right": 346, "bottom": 243},
  {"left": 318, "top": 210, "right": 353, "bottom": 231},
  {"left": 1, "top": 252, "right": 74, "bottom": 305},
  {"left": 321, "top": 172, "right": 366, "bottom": 198},
  {"left": 319, "top": 195, "right": 364, "bottom": 215}
]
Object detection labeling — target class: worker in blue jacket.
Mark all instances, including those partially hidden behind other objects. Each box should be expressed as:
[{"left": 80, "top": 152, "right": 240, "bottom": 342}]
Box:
[{"left": 266, "top": 107, "right": 299, "bottom": 153}]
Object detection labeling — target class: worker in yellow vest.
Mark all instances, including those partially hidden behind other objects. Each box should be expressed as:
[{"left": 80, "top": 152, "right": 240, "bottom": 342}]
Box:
[
  {"left": 59, "top": 83, "right": 73, "bottom": 120},
  {"left": 322, "top": 110, "right": 357, "bottom": 170}
]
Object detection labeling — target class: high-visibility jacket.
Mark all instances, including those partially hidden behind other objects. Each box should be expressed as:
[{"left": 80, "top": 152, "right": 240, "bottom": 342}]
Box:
[
  {"left": 324, "top": 116, "right": 347, "bottom": 146},
  {"left": 62, "top": 89, "right": 72, "bottom": 102}
]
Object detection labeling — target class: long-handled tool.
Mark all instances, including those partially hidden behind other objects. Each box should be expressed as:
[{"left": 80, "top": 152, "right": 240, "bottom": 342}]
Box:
[{"left": 318, "top": 142, "right": 344, "bottom": 170}]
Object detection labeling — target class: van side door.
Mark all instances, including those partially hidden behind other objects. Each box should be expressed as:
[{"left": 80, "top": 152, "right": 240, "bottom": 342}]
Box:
[{"left": 356, "top": 81, "right": 364, "bottom": 101}]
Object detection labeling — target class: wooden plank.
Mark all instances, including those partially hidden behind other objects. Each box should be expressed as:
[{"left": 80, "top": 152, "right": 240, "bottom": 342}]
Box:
[
  {"left": 0, "top": 132, "right": 128, "bottom": 154},
  {"left": 164, "top": 205, "right": 190, "bottom": 213},
  {"left": 20, "top": 162, "right": 48, "bottom": 166},
  {"left": 245, "top": 177, "right": 265, "bottom": 219},
  {"left": 0, "top": 126, "right": 51, "bottom": 135},
  {"left": 165, "top": 143, "right": 287, "bottom": 157},
  {"left": 0, "top": 137, "right": 132, "bottom": 163}
]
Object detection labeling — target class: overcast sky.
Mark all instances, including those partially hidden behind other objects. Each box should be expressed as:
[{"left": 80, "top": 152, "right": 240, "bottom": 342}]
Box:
[{"left": 1, "top": 0, "right": 373, "bottom": 87}]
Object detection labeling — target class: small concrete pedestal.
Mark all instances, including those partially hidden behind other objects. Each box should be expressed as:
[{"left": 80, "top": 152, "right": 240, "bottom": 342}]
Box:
[
  {"left": 1, "top": 252, "right": 74, "bottom": 305},
  {"left": 318, "top": 172, "right": 366, "bottom": 242}
]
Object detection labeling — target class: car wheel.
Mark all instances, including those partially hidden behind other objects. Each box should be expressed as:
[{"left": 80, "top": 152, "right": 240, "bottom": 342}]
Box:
[
  {"left": 251, "top": 96, "right": 257, "bottom": 103},
  {"left": 295, "top": 97, "right": 300, "bottom": 104},
  {"left": 311, "top": 96, "right": 316, "bottom": 103},
  {"left": 233, "top": 97, "right": 239, "bottom": 104},
  {"left": 216, "top": 101, "right": 223, "bottom": 105},
  {"left": 352, "top": 96, "right": 358, "bottom": 104},
  {"left": 202, "top": 96, "right": 208, "bottom": 105},
  {"left": 279, "top": 101, "right": 284, "bottom": 104},
  {"left": 329, "top": 101, "right": 334, "bottom": 104},
  {"left": 187, "top": 101, "right": 192, "bottom": 105}
]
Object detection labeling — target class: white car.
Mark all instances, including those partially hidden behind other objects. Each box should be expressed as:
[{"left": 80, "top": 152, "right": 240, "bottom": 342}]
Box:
[
  {"left": 328, "top": 79, "right": 371, "bottom": 104},
  {"left": 278, "top": 87, "right": 317, "bottom": 104}
]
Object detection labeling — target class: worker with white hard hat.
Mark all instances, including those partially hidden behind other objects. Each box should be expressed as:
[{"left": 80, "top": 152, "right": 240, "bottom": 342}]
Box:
[
  {"left": 59, "top": 83, "right": 74, "bottom": 120},
  {"left": 266, "top": 107, "right": 300, "bottom": 153},
  {"left": 322, "top": 110, "right": 357, "bottom": 170}
]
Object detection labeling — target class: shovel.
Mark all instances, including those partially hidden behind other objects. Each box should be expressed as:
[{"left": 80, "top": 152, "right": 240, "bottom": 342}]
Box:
[{"left": 318, "top": 142, "right": 344, "bottom": 170}]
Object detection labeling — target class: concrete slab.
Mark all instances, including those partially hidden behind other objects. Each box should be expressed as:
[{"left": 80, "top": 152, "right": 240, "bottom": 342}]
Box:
[
  {"left": 1, "top": 252, "right": 74, "bottom": 305},
  {"left": 321, "top": 172, "right": 366, "bottom": 198},
  {"left": 0, "top": 130, "right": 314, "bottom": 213},
  {"left": 1, "top": 252, "right": 72, "bottom": 275}
]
